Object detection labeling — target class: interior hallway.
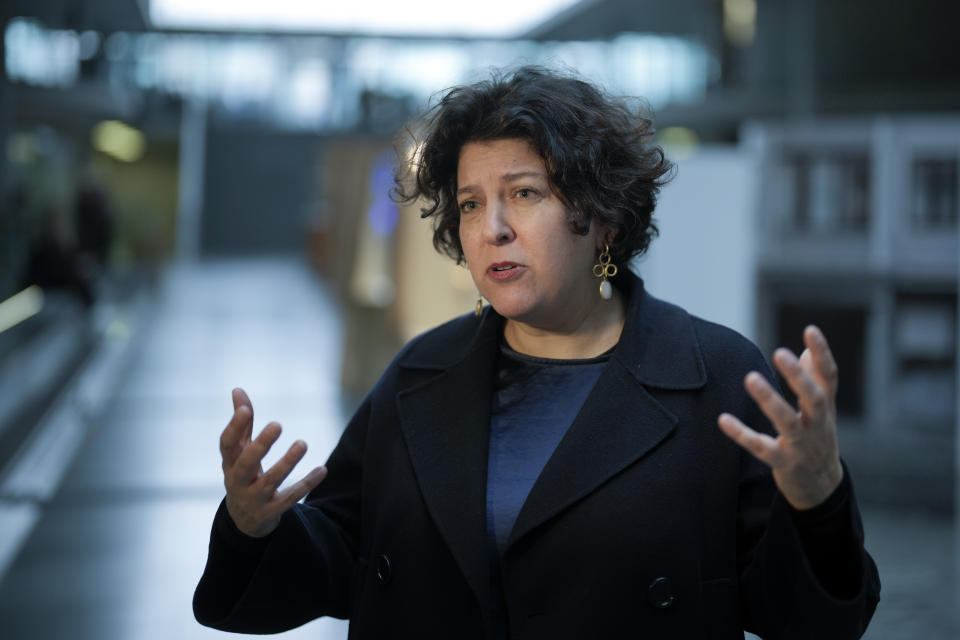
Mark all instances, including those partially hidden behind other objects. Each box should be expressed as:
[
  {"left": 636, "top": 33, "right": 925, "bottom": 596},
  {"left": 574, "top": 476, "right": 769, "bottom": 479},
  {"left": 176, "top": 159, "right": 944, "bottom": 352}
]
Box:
[
  {"left": 0, "top": 256, "right": 955, "bottom": 639},
  {"left": 0, "top": 257, "right": 349, "bottom": 639}
]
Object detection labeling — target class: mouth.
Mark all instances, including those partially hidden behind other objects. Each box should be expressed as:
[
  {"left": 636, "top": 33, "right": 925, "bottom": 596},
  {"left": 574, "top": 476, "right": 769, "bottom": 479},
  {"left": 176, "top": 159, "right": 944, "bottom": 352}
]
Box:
[{"left": 486, "top": 262, "right": 526, "bottom": 281}]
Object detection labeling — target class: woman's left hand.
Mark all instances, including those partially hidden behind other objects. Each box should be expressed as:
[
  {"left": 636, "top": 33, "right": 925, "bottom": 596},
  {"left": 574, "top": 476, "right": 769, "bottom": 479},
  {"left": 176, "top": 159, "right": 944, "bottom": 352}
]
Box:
[{"left": 718, "top": 325, "right": 844, "bottom": 510}]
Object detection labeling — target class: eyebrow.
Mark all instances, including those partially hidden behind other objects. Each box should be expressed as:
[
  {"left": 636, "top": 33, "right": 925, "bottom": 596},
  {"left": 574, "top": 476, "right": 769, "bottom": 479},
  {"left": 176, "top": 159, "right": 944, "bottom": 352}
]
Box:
[
  {"left": 502, "top": 170, "right": 546, "bottom": 182},
  {"left": 456, "top": 171, "right": 547, "bottom": 196}
]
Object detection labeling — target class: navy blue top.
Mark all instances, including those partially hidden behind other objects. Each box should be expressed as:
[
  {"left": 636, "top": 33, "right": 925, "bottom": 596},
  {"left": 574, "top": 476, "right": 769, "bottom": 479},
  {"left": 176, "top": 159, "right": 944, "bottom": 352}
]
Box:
[{"left": 486, "top": 343, "right": 610, "bottom": 554}]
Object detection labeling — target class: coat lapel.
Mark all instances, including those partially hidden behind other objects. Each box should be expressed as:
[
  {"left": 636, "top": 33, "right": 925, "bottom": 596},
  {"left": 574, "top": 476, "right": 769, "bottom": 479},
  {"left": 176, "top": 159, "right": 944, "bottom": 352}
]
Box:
[
  {"left": 506, "top": 360, "right": 677, "bottom": 549},
  {"left": 395, "top": 310, "right": 501, "bottom": 612},
  {"left": 507, "top": 274, "right": 708, "bottom": 550}
]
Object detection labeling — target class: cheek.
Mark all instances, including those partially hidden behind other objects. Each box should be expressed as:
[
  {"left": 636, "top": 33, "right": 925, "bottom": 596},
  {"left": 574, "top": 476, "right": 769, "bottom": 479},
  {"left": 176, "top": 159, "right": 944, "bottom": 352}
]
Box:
[
  {"left": 563, "top": 239, "right": 601, "bottom": 283},
  {"left": 458, "top": 225, "right": 481, "bottom": 270},
  {"left": 552, "top": 228, "right": 596, "bottom": 264},
  {"left": 458, "top": 226, "right": 472, "bottom": 256}
]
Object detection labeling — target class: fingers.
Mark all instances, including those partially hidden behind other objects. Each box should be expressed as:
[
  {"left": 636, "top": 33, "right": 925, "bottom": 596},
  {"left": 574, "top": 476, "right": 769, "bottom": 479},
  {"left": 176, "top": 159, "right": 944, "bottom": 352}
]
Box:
[
  {"left": 772, "top": 348, "right": 829, "bottom": 421},
  {"left": 220, "top": 404, "right": 253, "bottom": 468},
  {"left": 743, "top": 371, "right": 802, "bottom": 438},
  {"left": 219, "top": 388, "right": 323, "bottom": 537},
  {"left": 803, "top": 325, "right": 839, "bottom": 397},
  {"left": 274, "top": 466, "right": 328, "bottom": 509},
  {"left": 232, "top": 387, "right": 251, "bottom": 412},
  {"left": 221, "top": 388, "right": 255, "bottom": 466},
  {"left": 767, "top": 326, "right": 838, "bottom": 425},
  {"left": 720, "top": 328, "right": 844, "bottom": 509},
  {"left": 258, "top": 439, "right": 309, "bottom": 494},
  {"left": 232, "top": 422, "right": 283, "bottom": 485},
  {"left": 717, "top": 413, "right": 784, "bottom": 469},
  {"left": 232, "top": 387, "right": 254, "bottom": 444}
]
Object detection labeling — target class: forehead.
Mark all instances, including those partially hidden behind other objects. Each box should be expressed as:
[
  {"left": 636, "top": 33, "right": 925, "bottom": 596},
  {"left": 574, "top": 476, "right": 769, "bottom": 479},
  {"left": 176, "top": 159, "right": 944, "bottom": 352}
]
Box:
[{"left": 457, "top": 138, "right": 546, "bottom": 182}]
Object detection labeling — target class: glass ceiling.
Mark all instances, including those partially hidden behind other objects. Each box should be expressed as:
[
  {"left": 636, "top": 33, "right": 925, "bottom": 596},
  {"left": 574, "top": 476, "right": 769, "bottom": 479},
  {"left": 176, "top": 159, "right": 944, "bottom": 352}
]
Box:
[
  {"left": 5, "top": 16, "right": 716, "bottom": 133},
  {"left": 149, "top": 0, "right": 583, "bottom": 38}
]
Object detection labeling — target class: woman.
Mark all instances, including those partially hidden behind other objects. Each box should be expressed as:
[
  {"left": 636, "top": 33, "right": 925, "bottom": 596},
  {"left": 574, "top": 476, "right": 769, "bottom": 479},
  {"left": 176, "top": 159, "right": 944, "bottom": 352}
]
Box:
[{"left": 194, "top": 66, "right": 880, "bottom": 638}]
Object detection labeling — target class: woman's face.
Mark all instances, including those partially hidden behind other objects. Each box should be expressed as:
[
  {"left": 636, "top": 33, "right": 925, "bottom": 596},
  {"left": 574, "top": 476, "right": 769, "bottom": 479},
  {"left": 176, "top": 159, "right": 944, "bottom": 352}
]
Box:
[{"left": 457, "top": 138, "right": 602, "bottom": 330}]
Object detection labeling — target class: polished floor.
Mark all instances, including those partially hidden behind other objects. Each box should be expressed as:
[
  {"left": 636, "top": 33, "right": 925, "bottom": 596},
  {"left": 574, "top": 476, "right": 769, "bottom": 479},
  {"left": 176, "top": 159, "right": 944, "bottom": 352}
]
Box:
[
  {"left": 0, "top": 258, "right": 349, "bottom": 639},
  {"left": 0, "top": 257, "right": 956, "bottom": 639}
]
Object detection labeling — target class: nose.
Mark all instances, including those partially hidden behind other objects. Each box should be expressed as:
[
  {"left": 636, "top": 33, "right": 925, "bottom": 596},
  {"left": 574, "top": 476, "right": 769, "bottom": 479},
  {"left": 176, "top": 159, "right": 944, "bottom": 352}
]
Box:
[{"left": 482, "top": 199, "right": 516, "bottom": 245}]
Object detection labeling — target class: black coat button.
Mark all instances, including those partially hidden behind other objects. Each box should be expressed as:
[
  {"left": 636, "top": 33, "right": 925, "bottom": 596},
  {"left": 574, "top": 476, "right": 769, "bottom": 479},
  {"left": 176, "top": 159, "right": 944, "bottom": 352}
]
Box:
[
  {"left": 647, "top": 576, "right": 675, "bottom": 608},
  {"left": 376, "top": 554, "right": 392, "bottom": 585}
]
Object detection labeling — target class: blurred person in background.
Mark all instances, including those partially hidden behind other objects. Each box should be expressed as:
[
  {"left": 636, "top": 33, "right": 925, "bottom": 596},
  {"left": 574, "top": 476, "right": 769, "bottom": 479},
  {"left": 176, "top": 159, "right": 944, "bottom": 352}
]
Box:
[
  {"left": 74, "top": 183, "right": 114, "bottom": 271},
  {"left": 194, "top": 66, "right": 880, "bottom": 638},
  {"left": 19, "top": 205, "right": 96, "bottom": 307},
  {"left": 17, "top": 182, "right": 113, "bottom": 307}
]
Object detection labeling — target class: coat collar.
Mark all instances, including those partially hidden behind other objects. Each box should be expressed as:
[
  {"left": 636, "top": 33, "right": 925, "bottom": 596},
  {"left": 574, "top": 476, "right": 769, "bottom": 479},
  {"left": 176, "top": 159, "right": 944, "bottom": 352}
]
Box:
[
  {"left": 397, "top": 270, "right": 708, "bottom": 390},
  {"left": 611, "top": 270, "right": 707, "bottom": 390},
  {"left": 394, "top": 269, "right": 707, "bottom": 608}
]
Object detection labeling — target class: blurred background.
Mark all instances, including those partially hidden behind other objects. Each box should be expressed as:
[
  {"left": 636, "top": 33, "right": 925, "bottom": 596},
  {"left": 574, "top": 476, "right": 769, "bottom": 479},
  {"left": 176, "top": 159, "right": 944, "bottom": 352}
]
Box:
[{"left": 0, "top": 0, "right": 957, "bottom": 637}]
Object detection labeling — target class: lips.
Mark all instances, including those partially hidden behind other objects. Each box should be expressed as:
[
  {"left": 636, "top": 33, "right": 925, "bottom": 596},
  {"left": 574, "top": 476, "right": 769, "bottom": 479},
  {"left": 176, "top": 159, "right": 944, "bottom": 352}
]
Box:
[{"left": 486, "top": 262, "right": 525, "bottom": 282}]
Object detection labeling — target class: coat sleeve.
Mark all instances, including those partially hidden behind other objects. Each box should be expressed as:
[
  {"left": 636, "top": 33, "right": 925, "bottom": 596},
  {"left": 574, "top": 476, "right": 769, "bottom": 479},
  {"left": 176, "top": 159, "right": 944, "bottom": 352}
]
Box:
[
  {"left": 734, "top": 355, "right": 881, "bottom": 639},
  {"left": 192, "top": 397, "right": 372, "bottom": 633}
]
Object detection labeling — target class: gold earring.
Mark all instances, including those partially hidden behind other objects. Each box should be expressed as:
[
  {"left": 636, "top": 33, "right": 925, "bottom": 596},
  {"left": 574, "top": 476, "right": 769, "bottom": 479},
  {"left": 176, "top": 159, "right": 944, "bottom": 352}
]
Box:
[
  {"left": 592, "top": 244, "right": 618, "bottom": 300},
  {"left": 475, "top": 293, "right": 483, "bottom": 317}
]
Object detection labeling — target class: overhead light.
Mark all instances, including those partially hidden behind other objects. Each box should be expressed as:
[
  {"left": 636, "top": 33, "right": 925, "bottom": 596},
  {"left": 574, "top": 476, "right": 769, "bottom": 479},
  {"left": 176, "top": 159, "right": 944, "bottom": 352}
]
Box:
[
  {"left": 91, "top": 120, "right": 146, "bottom": 162},
  {"left": 149, "top": 0, "right": 580, "bottom": 38},
  {"left": 0, "top": 286, "right": 44, "bottom": 334},
  {"left": 723, "top": 0, "right": 756, "bottom": 48}
]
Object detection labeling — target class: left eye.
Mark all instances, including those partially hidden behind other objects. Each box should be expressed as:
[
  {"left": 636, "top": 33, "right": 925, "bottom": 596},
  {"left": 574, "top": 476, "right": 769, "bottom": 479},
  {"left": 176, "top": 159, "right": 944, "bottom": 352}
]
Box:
[{"left": 516, "top": 188, "right": 534, "bottom": 198}]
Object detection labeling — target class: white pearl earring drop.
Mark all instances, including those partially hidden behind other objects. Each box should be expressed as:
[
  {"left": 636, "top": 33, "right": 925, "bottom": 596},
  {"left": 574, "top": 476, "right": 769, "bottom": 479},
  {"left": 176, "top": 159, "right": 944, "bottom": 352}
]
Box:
[{"left": 593, "top": 244, "right": 618, "bottom": 300}]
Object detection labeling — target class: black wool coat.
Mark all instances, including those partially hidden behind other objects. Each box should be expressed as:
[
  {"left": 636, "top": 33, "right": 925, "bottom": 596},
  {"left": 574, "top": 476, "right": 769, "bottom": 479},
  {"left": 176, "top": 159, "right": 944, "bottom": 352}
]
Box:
[{"left": 194, "top": 273, "right": 880, "bottom": 639}]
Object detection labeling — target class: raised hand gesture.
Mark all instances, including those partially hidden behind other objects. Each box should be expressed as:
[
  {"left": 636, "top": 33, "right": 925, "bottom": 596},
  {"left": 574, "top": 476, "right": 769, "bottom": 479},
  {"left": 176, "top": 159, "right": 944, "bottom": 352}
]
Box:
[
  {"left": 220, "top": 388, "right": 327, "bottom": 537},
  {"left": 718, "top": 326, "right": 844, "bottom": 510}
]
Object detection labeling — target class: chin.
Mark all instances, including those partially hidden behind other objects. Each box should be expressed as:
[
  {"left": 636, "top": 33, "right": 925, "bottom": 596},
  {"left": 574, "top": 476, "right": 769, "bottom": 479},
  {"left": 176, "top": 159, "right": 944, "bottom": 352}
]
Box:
[
  {"left": 487, "top": 302, "right": 526, "bottom": 321},
  {"left": 484, "top": 295, "right": 534, "bottom": 321},
  {"left": 488, "top": 298, "right": 546, "bottom": 325}
]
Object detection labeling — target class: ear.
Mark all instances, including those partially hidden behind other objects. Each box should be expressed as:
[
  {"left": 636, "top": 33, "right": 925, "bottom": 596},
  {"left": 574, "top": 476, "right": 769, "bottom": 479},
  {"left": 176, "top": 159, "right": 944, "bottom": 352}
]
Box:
[{"left": 594, "top": 225, "right": 615, "bottom": 250}]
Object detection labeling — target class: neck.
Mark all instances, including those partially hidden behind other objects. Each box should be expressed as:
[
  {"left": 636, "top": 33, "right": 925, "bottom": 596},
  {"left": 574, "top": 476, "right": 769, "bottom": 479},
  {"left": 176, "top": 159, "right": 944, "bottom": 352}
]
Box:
[{"left": 503, "top": 288, "right": 626, "bottom": 359}]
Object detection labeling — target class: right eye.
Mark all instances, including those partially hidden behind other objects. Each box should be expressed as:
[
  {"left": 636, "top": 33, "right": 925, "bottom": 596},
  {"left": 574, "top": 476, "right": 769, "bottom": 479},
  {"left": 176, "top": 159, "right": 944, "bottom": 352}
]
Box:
[{"left": 459, "top": 200, "right": 479, "bottom": 213}]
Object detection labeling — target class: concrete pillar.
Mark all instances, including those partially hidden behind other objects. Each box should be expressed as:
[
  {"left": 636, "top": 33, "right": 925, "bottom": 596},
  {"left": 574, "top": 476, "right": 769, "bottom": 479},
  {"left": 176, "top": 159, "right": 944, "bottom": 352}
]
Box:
[
  {"left": 867, "top": 119, "right": 897, "bottom": 435},
  {"left": 0, "top": 10, "right": 17, "bottom": 296},
  {"left": 955, "top": 161, "right": 960, "bottom": 632},
  {"left": 784, "top": 0, "right": 817, "bottom": 116},
  {"left": 174, "top": 98, "right": 207, "bottom": 262},
  {"left": 0, "top": 10, "right": 12, "bottom": 200}
]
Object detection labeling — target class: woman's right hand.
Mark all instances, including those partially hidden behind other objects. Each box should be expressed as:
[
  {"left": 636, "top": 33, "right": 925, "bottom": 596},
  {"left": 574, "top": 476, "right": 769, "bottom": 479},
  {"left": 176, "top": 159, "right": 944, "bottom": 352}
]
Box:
[{"left": 220, "top": 388, "right": 327, "bottom": 538}]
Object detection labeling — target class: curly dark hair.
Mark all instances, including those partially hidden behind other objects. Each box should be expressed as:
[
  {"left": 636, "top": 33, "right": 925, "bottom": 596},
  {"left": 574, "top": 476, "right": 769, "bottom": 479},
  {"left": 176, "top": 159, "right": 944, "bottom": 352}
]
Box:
[{"left": 393, "top": 65, "right": 674, "bottom": 267}]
